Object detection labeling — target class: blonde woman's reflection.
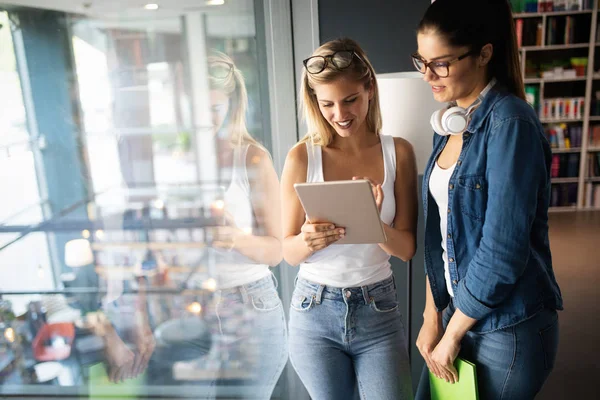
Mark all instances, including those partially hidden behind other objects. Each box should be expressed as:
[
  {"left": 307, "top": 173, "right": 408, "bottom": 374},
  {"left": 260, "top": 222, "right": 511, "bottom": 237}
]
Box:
[{"left": 189, "top": 50, "right": 287, "bottom": 399}]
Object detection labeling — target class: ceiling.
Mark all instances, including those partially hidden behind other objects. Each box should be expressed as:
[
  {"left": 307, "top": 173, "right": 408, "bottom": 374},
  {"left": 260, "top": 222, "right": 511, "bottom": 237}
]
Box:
[
  {"left": 0, "top": 0, "right": 256, "bottom": 35},
  {"left": 0, "top": 0, "right": 254, "bottom": 19}
]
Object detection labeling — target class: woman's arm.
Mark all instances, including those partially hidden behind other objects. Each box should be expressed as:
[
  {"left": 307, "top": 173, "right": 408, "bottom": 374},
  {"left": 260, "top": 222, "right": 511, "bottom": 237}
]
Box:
[
  {"left": 416, "top": 276, "right": 446, "bottom": 380},
  {"left": 215, "top": 145, "right": 283, "bottom": 266},
  {"left": 452, "top": 118, "right": 547, "bottom": 321},
  {"left": 281, "top": 145, "right": 315, "bottom": 266},
  {"left": 377, "top": 138, "right": 418, "bottom": 261},
  {"left": 280, "top": 144, "right": 342, "bottom": 266},
  {"left": 430, "top": 307, "right": 477, "bottom": 384}
]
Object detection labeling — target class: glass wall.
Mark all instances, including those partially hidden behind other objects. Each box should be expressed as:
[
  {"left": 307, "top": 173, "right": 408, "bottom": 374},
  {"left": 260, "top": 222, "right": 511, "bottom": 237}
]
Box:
[{"left": 0, "top": 1, "right": 296, "bottom": 398}]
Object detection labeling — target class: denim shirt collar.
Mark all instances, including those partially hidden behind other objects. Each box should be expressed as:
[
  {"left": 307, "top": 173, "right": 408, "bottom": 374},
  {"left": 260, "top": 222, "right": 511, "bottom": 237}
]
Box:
[{"left": 466, "top": 84, "right": 508, "bottom": 133}]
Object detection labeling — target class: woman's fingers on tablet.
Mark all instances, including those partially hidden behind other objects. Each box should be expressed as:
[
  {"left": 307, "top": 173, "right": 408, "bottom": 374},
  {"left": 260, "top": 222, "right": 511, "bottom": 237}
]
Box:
[
  {"left": 354, "top": 176, "right": 381, "bottom": 186},
  {"left": 310, "top": 234, "right": 343, "bottom": 250},
  {"left": 302, "top": 225, "right": 343, "bottom": 250},
  {"left": 301, "top": 222, "right": 334, "bottom": 233},
  {"left": 353, "top": 176, "right": 383, "bottom": 203},
  {"left": 306, "top": 229, "right": 342, "bottom": 243},
  {"left": 375, "top": 184, "right": 384, "bottom": 209},
  {"left": 311, "top": 228, "right": 344, "bottom": 239}
]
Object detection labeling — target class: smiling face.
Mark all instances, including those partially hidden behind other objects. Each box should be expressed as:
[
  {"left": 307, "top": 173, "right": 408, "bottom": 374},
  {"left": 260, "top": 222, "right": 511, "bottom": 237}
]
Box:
[
  {"left": 311, "top": 76, "right": 373, "bottom": 139},
  {"left": 416, "top": 30, "right": 488, "bottom": 108}
]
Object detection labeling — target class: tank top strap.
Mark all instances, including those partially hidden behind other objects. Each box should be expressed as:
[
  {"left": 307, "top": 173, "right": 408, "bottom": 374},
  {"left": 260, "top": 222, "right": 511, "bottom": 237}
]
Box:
[
  {"left": 380, "top": 134, "right": 396, "bottom": 185},
  {"left": 231, "top": 144, "right": 251, "bottom": 193},
  {"left": 305, "top": 141, "right": 324, "bottom": 183}
]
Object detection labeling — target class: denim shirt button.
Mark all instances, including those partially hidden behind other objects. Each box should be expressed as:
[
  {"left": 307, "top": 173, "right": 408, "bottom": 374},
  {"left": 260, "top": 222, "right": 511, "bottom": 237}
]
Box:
[
  {"left": 457, "top": 160, "right": 462, "bottom": 166},
  {"left": 448, "top": 184, "right": 454, "bottom": 190},
  {"left": 447, "top": 208, "right": 451, "bottom": 214},
  {"left": 447, "top": 233, "right": 452, "bottom": 239},
  {"left": 452, "top": 280, "right": 458, "bottom": 285},
  {"left": 449, "top": 258, "right": 454, "bottom": 263}
]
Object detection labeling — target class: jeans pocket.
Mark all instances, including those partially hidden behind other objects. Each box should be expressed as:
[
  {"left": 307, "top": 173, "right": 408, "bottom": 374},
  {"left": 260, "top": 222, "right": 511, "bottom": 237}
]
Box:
[
  {"left": 369, "top": 292, "right": 399, "bottom": 313},
  {"left": 538, "top": 315, "right": 559, "bottom": 370},
  {"left": 251, "top": 289, "right": 282, "bottom": 312},
  {"left": 290, "top": 291, "right": 315, "bottom": 312}
]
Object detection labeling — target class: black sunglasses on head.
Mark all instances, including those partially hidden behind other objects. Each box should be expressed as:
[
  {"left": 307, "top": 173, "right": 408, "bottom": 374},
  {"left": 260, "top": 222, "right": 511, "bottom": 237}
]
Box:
[
  {"left": 303, "top": 50, "right": 366, "bottom": 74},
  {"left": 209, "top": 60, "right": 234, "bottom": 79}
]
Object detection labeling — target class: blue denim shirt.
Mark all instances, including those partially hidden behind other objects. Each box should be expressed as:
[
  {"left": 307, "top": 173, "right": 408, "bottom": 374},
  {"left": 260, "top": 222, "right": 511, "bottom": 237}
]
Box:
[{"left": 422, "top": 86, "right": 563, "bottom": 333}]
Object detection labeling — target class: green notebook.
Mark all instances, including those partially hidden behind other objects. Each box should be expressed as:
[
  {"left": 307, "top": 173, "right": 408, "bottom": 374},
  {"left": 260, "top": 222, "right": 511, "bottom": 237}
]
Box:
[{"left": 429, "top": 358, "right": 479, "bottom": 400}]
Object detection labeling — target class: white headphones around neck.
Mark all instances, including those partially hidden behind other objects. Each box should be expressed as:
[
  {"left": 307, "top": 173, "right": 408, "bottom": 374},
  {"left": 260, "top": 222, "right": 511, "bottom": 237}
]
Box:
[{"left": 430, "top": 78, "right": 497, "bottom": 136}]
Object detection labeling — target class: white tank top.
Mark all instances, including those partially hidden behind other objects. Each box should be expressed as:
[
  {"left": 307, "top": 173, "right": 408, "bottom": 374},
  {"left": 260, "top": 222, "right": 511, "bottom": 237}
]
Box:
[
  {"left": 429, "top": 161, "right": 457, "bottom": 297},
  {"left": 298, "top": 134, "right": 397, "bottom": 287},
  {"left": 214, "top": 144, "right": 270, "bottom": 289}
]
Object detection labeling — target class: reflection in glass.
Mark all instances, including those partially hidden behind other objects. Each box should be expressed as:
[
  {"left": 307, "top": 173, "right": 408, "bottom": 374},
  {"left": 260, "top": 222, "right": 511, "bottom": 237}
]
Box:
[
  {"left": 183, "top": 50, "right": 287, "bottom": 399},
  {"left": 0, "top": 2, "right": 287, "bottom": 399}
]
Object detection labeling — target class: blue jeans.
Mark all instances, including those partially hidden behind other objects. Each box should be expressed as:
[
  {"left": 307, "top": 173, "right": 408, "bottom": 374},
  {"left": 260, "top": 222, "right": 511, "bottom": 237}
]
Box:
[
  {"left": 201, "top": 274, "right": 288, "bottom": 399},
  {"left": 415, "top": 300, "right": 559, "bottom": 400},
  {"left": 288, "top": 275, "right": 413, "bottom": 400}
]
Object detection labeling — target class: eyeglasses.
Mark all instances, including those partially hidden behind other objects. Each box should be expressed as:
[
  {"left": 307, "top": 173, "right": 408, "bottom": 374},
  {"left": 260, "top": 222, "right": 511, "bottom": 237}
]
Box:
[
  {"left": 411, "top": 50, "right": 478, "bottom": 78},
  {"left": 209, "top": 61, "right": 234, "bottom": 79},
  {"left": 303, "top": 50, "right": 365, "bottom": 74}
]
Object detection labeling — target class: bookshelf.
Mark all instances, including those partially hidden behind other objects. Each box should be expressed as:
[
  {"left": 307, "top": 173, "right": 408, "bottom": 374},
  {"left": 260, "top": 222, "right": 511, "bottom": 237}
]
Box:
[{"left": 512, "top": 0, "right": 600, "bottom": 210}]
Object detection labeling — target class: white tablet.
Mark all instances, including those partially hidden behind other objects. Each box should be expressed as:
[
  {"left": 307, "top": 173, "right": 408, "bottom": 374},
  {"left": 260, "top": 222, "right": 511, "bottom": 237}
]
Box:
[{"left": 293, "top": 179, "right": 387, "bottom": 245}]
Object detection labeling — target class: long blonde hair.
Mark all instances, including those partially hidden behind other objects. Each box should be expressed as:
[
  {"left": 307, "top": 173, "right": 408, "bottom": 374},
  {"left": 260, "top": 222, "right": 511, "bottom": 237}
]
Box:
[
  {"left": 208, "top": 50, "right": 263, "bottom": 149},
  {"left": 299, "top": 38, "right": 382, "bottom": 147}
]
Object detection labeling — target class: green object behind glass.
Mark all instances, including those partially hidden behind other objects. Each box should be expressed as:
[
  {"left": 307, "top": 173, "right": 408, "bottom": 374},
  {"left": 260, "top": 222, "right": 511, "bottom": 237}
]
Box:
[{"left": 88, "top": 363, "right": 146, "bottom": 399}]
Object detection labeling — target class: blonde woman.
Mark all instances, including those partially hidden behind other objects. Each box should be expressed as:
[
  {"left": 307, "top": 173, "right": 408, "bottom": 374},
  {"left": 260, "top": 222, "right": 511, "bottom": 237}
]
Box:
[{"left": 281, "top": 38, "right": 418, "bottom": 399}]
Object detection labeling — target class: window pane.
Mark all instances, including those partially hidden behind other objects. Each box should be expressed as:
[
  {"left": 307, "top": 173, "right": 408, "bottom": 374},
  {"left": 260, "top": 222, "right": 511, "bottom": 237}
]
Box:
[
  {"left": 0, "top": 2, "right": 291, "bottom": 399},
  {"left": 0, "top": 10, "right": 54, "bottom": 317}
]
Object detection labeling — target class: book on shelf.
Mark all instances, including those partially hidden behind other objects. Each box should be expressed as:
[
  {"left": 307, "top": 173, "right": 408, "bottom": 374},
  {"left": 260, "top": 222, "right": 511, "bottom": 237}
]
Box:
[
  {"left": 540, "top": 98, "right": 584, "bottom": 120},
  {"left": 551, "top": 154, "right": 560, "bottom": 177},
  {"left": 545, "top": 124, "right": 583, "bottom": 148},
  {"left": 584, "top": 182, "right": 600, "bottom": 207},
  {"left": 556, "top": 125, "right": 566, "bottom": 148},
  {"left": 567, "top": 153, "right": 580, "bottom": 177},
  {"left": 547, "top": 17, "right": 557, "bottom": 44},
  {"left": 516, "top": 18, "right": 524, "bottom": 47},
  {"left": 511, "top": 0, "right": 593, "bottom": 13},
  {"left": 551, "top": 153, "right": 580, "bottom": 177},
  {"left": 547, "top": 15, "right": 582, "bottom": 45},
  {"left": 589, "top": 125, "right": 600, "bottom": 148},
  {"left": 544, "top": 16, "right": 585, "bottom": 46},
  {"left": 514, "top": 4, "right": 591, "bottom": 45},
  {"left": 515, "top": 18, "right": 543, "bottom": 46},
  {"left": 564, "top": 16, "right": 575, "bottom": 44},
  {"left": 551, "top": 182, "right": 578, "bottom": 207},
  {"left": 588, "top": 152, "right": 600, "bottom": 176}
]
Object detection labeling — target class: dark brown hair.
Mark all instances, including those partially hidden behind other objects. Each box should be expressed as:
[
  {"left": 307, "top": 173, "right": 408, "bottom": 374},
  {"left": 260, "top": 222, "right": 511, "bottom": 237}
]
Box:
[{"left": 418, "top": 0, "right": 525, "bottom": 100}]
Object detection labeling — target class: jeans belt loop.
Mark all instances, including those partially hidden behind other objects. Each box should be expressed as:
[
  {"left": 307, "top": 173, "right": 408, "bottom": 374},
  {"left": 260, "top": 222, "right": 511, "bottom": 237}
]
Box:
[
  {"left": 315, "top": 284, "right": 325, "bottom": 304},
  {"left": 361, "top": 285, "right": 371, "bottom": 305},
  {"left": 270, "top": 270, "right": 279, "bottom": 290},
  {"left": 239, "top": 284, "right": 250, "bottom": 305}
]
